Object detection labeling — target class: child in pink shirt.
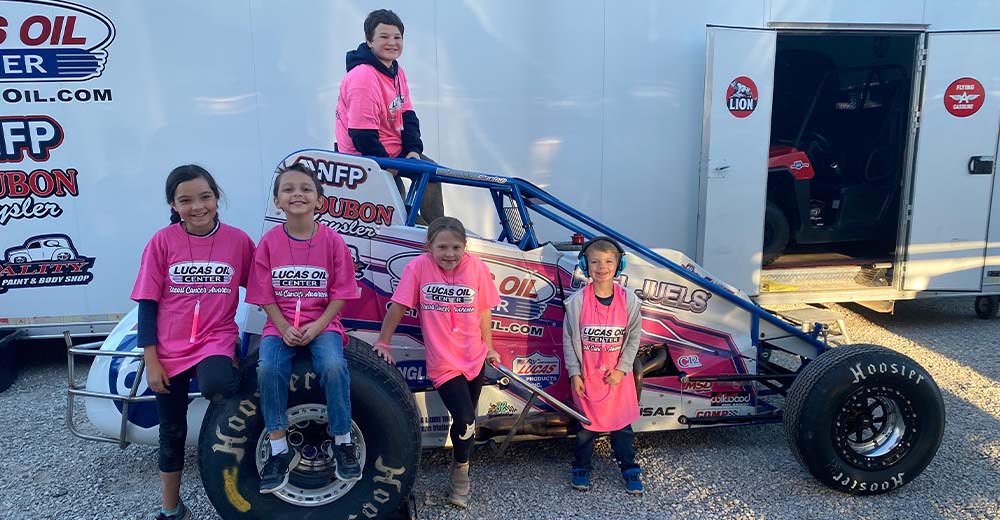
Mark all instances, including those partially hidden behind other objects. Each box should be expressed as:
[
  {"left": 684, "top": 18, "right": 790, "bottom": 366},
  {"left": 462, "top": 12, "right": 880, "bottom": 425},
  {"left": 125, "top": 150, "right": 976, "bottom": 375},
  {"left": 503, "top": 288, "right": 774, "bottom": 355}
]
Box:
[
  {"left": 334, "top": 8, "right": 444, "bottom": 224},
  {"left": 245, "top": 163, "right": 361, "bottom": 493},
  {"left": 563, "top": 237, "right": 644, "bottom": 495},
  {"left": 131, "top": 165, "right": 255, "bottom": 520},
  {"left": 374, "top": 217, "right": 500, "bottom": 508}
]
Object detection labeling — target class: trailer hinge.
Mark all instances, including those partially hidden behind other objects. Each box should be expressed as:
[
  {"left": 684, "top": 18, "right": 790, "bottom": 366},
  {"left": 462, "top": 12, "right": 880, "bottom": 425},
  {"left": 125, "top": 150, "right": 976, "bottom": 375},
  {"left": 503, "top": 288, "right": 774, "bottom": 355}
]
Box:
[
  {"left": 917, "top": 48, "right": 927, "bottom": 68},
  {"left": 911, "top": 110, "right": 920, "bottom": 132},
  {"left": 906, "top": 204, "right": 913, "bottom": 220}
]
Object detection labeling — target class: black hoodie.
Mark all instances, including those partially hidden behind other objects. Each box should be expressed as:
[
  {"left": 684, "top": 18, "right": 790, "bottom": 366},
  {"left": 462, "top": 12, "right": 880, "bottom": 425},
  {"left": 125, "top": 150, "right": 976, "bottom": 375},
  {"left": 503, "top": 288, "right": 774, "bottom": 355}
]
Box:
[{"left": 343, "top": 43, "right": 423, "bottom": 158}]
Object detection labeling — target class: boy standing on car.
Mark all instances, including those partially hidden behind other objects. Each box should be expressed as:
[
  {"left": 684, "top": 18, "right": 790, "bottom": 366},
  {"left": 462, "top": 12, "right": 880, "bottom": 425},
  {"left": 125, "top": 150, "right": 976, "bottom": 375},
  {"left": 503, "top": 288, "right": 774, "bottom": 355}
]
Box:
[
  {"left": 563, "top": 237, "right": 644, "bottom": 495},
  {"left": 335, "top": 9, "right": 444, "bottom": 225}
]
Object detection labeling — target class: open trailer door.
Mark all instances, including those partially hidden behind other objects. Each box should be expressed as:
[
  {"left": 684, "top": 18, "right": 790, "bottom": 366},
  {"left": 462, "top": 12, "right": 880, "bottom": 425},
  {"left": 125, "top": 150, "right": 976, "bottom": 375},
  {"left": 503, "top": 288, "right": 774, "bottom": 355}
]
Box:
[
  {"left": 903, "top": 32, "right": 1000, "bottom": 292},
  {"left": 697, "top": 26, "right": 776, "bottom": 295}
]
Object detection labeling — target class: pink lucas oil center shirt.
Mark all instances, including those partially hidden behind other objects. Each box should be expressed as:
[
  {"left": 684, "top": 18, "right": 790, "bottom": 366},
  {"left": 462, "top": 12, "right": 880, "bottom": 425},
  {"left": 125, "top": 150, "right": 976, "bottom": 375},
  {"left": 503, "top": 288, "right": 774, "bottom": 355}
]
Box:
[
  {"left": 335, "top": 63, "right": 413, "bottom": 158},
  {"left": 392, "top": 253, "right": 500, "bottom": 387},
  {"left": 246, "top": 224, "right": 360, "bottom": 343},
  {"left": 131, "top": 223, "right": 256, "bottom": 378},
  {"left": 573, "top": 283, "right": 640, "bottom": 432}
]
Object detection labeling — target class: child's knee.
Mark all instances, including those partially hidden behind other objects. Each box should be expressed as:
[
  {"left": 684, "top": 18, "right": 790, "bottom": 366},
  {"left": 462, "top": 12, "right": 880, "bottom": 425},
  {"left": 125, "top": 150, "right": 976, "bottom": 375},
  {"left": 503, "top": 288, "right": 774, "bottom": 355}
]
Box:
[
  {"left": 256, "top": 359, "right": 288, "bottom": 383},
  {"left": 314, "top": 356, "right": 347, "bottom": 381}
]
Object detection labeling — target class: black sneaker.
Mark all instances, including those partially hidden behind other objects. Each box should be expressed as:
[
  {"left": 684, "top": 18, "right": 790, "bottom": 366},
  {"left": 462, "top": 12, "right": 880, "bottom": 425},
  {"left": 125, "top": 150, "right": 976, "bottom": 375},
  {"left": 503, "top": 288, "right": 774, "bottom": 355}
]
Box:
[
  {"left": 154, "top": 501, "right": 191, "bottom": 520},
  {"left": 332, "top": 443, "right": 362, "bottom": 481},
  {"left": 259, "top": 449, "right": 300, "bottom": 494}
]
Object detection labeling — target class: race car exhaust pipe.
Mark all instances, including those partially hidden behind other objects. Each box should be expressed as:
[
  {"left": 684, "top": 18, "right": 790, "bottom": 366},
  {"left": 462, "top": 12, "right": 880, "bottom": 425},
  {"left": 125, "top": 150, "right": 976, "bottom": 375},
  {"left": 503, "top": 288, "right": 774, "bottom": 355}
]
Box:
[{"left": 475, "top": 412, "right": 572, "bottom": 440}]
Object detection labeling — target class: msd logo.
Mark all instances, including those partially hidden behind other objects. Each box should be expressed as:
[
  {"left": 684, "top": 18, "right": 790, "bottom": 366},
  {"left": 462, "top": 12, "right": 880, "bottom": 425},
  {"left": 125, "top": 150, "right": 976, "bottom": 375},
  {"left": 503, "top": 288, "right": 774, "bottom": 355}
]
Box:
[{"left": 0, "top": 0, "right": 115, "bottom": 83}]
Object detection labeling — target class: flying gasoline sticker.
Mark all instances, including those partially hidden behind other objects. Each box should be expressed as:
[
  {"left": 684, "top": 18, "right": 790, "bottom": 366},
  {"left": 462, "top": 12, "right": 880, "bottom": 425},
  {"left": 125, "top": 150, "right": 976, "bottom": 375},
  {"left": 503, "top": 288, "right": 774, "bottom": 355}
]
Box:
[
  {"left": 726, "top": 76, "right": 758, "bottom": 118},
  {"left": 943, "top": 77, "right": 985, "bottom": 117}
]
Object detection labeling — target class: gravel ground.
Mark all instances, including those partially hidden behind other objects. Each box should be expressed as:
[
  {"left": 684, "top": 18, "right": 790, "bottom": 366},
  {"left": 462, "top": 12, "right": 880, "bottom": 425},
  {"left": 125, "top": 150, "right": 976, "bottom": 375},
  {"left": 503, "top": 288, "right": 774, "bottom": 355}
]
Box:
[{"left": 1, "top": 296, "right": 998, "bottom": 520}]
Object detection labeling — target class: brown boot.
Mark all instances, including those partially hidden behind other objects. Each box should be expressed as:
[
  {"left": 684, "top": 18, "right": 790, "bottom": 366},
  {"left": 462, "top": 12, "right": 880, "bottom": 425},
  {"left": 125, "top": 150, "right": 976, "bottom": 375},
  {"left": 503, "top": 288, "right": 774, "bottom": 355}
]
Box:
[{"left": 448, "top": 461, "right": 471, "bottom": 508}]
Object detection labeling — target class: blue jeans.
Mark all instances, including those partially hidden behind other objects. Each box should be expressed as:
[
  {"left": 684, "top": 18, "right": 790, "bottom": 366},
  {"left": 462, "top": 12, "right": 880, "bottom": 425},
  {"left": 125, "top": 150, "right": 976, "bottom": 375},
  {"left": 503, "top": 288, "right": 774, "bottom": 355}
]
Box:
[
  {"left": 573, "top": 424, "right": 638, "bottom": 472},
  {"left": 257, "top": 332, "right": 352, "bottom": 437}
]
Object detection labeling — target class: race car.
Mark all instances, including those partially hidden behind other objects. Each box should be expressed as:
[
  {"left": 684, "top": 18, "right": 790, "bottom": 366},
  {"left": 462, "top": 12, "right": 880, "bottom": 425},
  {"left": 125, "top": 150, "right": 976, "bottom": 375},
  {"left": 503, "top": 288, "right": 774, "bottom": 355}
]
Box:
[{"left": 67, "top": 150, "right": 946, "bottom": 519}]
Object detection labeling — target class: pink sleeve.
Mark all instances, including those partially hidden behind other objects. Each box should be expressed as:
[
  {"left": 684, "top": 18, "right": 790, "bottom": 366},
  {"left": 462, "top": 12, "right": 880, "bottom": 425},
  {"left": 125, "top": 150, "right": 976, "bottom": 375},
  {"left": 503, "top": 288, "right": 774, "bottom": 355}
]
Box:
[
  {"left": 476, "top": 258, "right": 501, "bottom": 311},
  {"left": 328, "top": 233, "right": 360, "bottom": 300},
  {"left": 391, "top": 261, "right": 421, "bottom": 309},
  {"left": 399, "top": 67, "right": 414, "bottom": 112},
  {"left": 245, "top": 237, "right": 275, "bottom": 305},
  {"left": 240, "top": 233, "right": 256, "bottom": 288},
  {"left": 130, "top": 233, "right": 166, "bottom": 302},
  {"left": 344, "top": 72, "right": 382, "bottom": 130}
]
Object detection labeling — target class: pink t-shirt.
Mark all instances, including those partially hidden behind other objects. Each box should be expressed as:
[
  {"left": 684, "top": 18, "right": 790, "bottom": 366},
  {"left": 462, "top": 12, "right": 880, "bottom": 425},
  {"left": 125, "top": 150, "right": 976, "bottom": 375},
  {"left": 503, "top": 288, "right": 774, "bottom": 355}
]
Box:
[
  {"left": 572, "top": 284, "right": 640, "bottom": 432},
  {"left": 392, "top": 253, "right": 500, "bottom": 387},
  {"left": 131, "top": 223, "right": 256, "bottom": 378},
  {"left": 335, "top": 63, "right": 414, "bottom": 157},
  {"left": 246, "top": 224, "right": 360, "bottom": 341}
]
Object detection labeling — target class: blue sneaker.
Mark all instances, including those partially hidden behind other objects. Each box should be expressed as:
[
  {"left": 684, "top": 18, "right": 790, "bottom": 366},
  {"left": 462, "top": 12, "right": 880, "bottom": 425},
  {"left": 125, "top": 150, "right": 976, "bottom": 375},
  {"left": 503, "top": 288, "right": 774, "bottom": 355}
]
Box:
[
  {"left": 623, "top": 467, "right": 644, "bottom": 495},
  {"left": 571, "top": 468, "right": 591, "bottom": 491}
]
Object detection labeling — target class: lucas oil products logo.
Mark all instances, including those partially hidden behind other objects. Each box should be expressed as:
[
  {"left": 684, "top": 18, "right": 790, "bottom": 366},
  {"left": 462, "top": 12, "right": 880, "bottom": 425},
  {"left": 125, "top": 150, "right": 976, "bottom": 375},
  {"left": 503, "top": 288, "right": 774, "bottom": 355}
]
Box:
[
  {"left": 511, "top": 351, "right": 560, "bottom": 389},
  {"left": 0, "top": 0, "right": 115, "bottom": 83},
  {"left": 271, "top": 266, "right": 327, "bottom": 288},
  {"left": 0, "top": 233, "right": 94, "bottom": 293},
  {"left": 168, "top": 262, "right": 234, "bottom": 285}
]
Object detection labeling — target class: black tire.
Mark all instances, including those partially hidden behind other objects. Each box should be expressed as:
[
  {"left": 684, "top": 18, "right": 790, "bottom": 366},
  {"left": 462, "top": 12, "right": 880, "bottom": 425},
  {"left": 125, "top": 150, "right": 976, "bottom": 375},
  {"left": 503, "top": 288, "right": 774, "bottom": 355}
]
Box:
[
  {"left": 198, "top": 336, "right": 421, "bottom": 519},
  {"left": 783, "top": 344, "right": 944, "bottom": 495},
  {"left": 762, "top": 201, "right": 790, "bottom": 266},
  {"left": 974, "top": 296, "right": 998, "bottom": 319},
  {"left": 0, "top": 332, "right": 17, "bottom": 393}
]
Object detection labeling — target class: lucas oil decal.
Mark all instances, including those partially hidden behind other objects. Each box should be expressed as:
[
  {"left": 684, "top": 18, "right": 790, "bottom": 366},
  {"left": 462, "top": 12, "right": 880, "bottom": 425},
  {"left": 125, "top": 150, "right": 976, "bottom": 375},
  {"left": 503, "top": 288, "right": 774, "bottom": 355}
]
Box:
[
  {"left": 271, "top": 266, "right": 327, "bottom": 288},
  {"left": 421, "top": 283, "right": 475, "bottom": 304},
  {"left": 169, "top": 262, "right": 234, "bottom": 285},
  {"left": 487, "top": 260, "right": 555, "bottom": 321},
  {"left": 511, "top": 352, "right": 560, "bottom": 389},
  {"left": 0, "top": 0, "right": 116, "bottom": 83},
  {"left": 0, "top": 233, "right": 94, "bottom": 293}
]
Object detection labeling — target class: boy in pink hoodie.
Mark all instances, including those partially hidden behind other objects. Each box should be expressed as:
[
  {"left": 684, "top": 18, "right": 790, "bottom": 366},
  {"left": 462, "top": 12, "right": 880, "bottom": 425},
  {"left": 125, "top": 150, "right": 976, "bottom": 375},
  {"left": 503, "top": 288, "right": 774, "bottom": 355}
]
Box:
[{"left": 335, "top": 9, "right": 444, "bottom": 224}]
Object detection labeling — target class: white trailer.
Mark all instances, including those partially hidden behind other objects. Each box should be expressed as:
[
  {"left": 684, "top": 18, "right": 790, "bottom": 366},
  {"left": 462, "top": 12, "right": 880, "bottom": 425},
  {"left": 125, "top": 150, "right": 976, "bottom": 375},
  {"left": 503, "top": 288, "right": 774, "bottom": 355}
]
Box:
[{"left": 1, "top": 0, "right": 999, "bottom": 348}]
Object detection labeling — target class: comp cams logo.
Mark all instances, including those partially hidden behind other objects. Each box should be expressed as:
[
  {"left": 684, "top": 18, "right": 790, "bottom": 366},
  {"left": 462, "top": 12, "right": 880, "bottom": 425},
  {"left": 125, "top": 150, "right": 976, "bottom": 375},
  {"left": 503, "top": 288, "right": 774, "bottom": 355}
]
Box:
[
  {"left": 0, "top": 233, "right": 95, "bottom": 293},
  {"left": 0, "top": 0, "right": 115, "bottom": 83}
]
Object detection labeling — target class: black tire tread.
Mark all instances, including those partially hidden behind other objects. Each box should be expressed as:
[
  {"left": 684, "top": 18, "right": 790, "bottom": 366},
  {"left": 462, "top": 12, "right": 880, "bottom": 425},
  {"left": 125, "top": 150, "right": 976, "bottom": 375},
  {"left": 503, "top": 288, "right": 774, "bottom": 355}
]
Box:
[{"left": 783, "top": 343, "right": 891, "bottom": 467}]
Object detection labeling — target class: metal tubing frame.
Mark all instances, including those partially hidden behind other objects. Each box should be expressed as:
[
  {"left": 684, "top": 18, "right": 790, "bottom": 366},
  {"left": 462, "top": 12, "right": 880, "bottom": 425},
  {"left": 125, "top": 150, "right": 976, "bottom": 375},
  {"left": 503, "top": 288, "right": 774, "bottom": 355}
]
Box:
[
  {"left": 372, "top": 157, "right": 827, "bottom": 354},
  {"left": 65, "top": 336, "right": 199, "bottom": 448}
]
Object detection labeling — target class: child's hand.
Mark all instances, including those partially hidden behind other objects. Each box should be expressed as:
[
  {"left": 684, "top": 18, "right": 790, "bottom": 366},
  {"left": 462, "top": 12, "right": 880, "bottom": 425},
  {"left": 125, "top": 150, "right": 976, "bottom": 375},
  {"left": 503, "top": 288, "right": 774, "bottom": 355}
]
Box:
[
  {"left": 604, "top": 369, "right": 625, "bottom": 385},
  {"left": 280, "top": 324, "right": 304, "bottom": 347},
  {"left": 373, "top": 342, "right": 395, "bottom": 365},
  {"left": 485, "top": 348, "right": 501, "bottom": 366},
  {"left": 299, "top": 321, "right": 325, "bottom": 345},
  {"left": 570, "top": 375, "right": 585, "bottom": 396},
  {"left": 144, "top": 356, "right": 171, "bottom": 394}
]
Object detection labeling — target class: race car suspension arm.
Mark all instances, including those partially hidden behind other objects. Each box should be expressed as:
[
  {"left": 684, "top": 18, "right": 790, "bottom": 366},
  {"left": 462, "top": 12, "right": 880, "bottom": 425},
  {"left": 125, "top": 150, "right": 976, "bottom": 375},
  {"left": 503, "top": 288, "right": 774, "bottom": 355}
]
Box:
[{"left": 490, "top": 360, "right": 591, "bottom": 455}]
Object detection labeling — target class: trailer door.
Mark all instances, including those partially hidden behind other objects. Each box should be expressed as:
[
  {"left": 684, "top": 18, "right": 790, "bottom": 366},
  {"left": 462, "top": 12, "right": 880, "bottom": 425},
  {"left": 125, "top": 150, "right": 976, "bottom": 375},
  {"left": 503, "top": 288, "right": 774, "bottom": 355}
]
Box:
[
  {"left": 697, "top": 27, "right": 776, "bottom": 295},
  {"left": 903, "top": 32, "right": 1000, "bottom": 291}
]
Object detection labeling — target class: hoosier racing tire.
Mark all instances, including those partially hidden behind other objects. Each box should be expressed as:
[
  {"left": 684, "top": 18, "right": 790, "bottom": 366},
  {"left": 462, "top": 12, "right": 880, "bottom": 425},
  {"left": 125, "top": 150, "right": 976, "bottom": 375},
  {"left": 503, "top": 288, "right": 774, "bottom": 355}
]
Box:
[
  {"left": 198, "top": 336, "right": 421, "bottom": 519},
  {"left": 783, "top": 344, "right": 944, "bottom": 495}
]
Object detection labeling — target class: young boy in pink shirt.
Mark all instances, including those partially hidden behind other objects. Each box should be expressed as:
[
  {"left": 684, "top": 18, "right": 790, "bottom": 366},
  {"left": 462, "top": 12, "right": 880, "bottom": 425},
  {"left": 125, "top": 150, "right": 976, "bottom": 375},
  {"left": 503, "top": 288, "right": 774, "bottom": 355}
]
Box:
[
  {"left": 246, "top": 163, "right": 362, "bottom": 493},
  {"left": 373, "top": 217, "right": 500, "bottom": 508},
  {"left": 563, "top": 237, "right": 645, "bottom": 495},
  {"left": 334, "top": 8, "right": 444, "bottom": 224}
]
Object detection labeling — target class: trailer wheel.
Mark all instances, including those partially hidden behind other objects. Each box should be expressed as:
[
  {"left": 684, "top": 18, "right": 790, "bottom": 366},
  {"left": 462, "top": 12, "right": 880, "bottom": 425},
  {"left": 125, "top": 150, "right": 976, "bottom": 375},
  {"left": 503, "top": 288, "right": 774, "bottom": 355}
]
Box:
[
  {"left": 198, "top": 336, "right": 421, "bottom": 519},
  {"left": 762, "top": 201, "right": 790, "bottom": 266},
  {"left": 974, "top": 296, "right": 998, "bottom": 319},
  {"left": 783, "top": 344, "right": 944, "bottom": 495}
]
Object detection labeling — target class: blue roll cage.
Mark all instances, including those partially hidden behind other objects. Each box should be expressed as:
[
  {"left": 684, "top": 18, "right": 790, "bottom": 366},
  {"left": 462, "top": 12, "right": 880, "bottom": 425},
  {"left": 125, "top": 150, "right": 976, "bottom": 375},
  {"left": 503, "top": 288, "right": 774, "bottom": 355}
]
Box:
[{"left": 373, "top": 156, "right": 828, "bottom": 355}]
